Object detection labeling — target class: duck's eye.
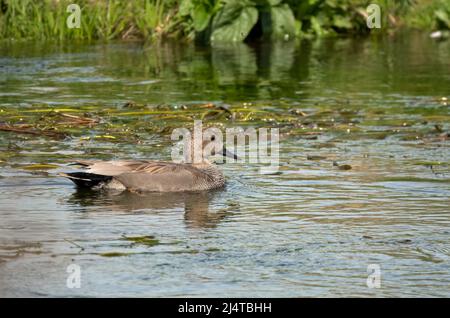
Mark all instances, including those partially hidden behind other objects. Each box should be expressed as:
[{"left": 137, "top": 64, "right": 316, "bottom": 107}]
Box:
[{"left": 210, "top": 135, "right": 215, "bottom": 141}]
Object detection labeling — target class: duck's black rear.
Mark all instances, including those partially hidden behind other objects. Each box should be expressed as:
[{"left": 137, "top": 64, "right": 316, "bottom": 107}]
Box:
[{"left": 62, "top": 172, "right": 113, "bottom": 188}]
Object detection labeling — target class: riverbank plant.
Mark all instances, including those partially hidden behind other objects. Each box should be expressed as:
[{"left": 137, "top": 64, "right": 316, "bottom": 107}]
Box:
[{"left": 0, "top": 0, "right": 448, "bottom": 42}]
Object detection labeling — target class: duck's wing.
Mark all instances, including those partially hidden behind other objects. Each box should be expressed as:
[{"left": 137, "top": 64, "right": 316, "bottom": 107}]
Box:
[
  {"left": 72, "top": 160, "right": 154, "bottom": 176},
  {"left": 115, "top": 162, "right": 217, "bottom": 192},
  {"left": 72, "top": 160, "right": 213, "bottom": 182},
  {"left": 68, "top": 160, "right": 218, "bottom": 191}
]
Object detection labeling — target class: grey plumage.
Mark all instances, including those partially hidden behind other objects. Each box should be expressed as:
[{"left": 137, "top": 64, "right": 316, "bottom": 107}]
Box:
[
  {"left": 61, "top": 160, "right": 226, "bottom": 192},
  {"left": 61, "top": 135, "right": 237, "bottom": 192}
]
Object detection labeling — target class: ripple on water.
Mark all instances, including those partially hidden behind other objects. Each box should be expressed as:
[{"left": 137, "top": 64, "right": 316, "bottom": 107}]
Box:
[{"left": 1, "top": 35, "right": 450, "bottom": 297}]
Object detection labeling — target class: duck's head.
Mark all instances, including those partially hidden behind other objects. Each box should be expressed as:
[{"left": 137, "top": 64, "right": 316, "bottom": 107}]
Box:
[{"left": 175, "top": 130, "right": 238, "bottom": 164}]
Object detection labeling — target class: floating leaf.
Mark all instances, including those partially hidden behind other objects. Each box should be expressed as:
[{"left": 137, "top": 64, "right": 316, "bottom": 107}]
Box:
[
  {"left": 123, "top": 235, "right": 160, "bottom": 247},
  {"left": 205, "top": 247, "right": 221, "bottom": 252},
  {"left": 94, "top": 135, "right": 116, "bottom": 139},
  {"left": 22, "top": 164, "right": 60, "bottom": 170},
  {"left": 100, "top": 252, "right": 133, "bottom": 257}
]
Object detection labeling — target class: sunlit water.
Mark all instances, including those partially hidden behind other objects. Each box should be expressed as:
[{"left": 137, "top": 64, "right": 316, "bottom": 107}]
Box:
[{"left": 0, "top": 33, "right": 449, "bottom": 297}]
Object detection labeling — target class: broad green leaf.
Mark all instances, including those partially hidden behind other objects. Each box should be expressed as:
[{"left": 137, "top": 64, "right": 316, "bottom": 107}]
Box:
[
  {"left": 211, "top": 1, "right": 247, "bottom": 30},
  {"left": 211, "top": 6, "right": 258, "bottom": 42},
  {"left": 251, "top": 0, "right": 282, "bottom": 6},
  {"left": 263, "top": 4, "right": 296, "bottom": 40},
  {"left": 333, "top": 16, "right": 352, "bottom": 29},
  {"left": 267, "top": 0, "right": 282, "bottom": 5},
  {"left": 179, "top": 0, "right": 193, "bottom": 17},
  {"left": 310, "top": 16, "right": 323, "bottom": 35},
  {"left": 192, "top": 4, "right": 212, "bottom": 32},
  {"left": 435, "top": 10, "right": 450, "bottom": 28}
]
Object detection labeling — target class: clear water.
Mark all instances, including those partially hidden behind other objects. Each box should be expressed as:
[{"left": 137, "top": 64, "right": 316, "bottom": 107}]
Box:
[{"left": 0, "top": 33, "right": 449, "bottom": 297}]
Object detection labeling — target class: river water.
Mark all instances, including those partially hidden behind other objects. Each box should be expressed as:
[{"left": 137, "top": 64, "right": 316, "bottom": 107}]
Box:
[{"left": 0, "top": 33, "right": 449, "bottom": 297}]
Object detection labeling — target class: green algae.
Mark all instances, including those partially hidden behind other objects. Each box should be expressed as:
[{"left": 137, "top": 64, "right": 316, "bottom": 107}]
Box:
[
  {"left": 20, "top": 164, "right": 60, "bottom": 170},
  {"left": 122, "top": 235, "right": 160, "bottom": 247},
  {"left": 100, "top": 252, "right": 134, "bottom": 258},
  {"left": 168, "top": 249, "right": 200, "bottom": 255}
]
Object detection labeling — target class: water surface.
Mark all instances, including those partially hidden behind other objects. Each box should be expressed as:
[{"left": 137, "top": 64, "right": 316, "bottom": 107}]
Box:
[{"left": 0, "top": 33, "right": 449, "bottom": 297}]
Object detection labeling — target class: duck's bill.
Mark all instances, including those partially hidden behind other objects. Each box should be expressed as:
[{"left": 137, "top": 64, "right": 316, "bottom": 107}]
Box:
[{"left": 222, "top": 148, "right": 239, "bottom": 160}]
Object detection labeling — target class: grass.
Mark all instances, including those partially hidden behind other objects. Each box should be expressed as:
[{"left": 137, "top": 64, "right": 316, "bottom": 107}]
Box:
[
  {"left": 0, "top": 0, "right": 178, "bottom": 41},
  {"left": 0, "top": 0, "right": 449, "bottom": 42},
  {"left": 406, "top": 0, "right": 450, "bottom": 30}
]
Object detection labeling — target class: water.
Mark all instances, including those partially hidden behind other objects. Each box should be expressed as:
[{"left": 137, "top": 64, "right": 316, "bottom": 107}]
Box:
[{"left": 0, "top": 33, "right": 449, "bottom": 297}]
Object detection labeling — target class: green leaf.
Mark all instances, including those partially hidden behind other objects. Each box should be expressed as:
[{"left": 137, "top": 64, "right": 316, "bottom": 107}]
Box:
[
  {"left": 267, "top": 0, "right": 283, "bottom": 5},
  {"left": 179, "top": 0, "right": 193, "bottom": 17},
  {"left": 211, "top": 6, "right": 258, "bottom": 42},
  {"left": 21, "top": 164, "right": 60, "bottom": 170},
  {"left": 212, "top": 1, "right": 247, "bottom": 30},
  {"left": 262, "top": 4, "right": 296, "bottom": 40},
  {"left": 192, "top": 4, "right": 213, "bottom": 32},
  {"left": 333, "top": 15, "right": 352, "bottom": 29},
  {"left": 310, "top": 16, "right": 323, "bottom": 35},
  {"left": 435, "top": 10, "right": 450, "bottom": 28},
  {"left": 251, "top": 0, "right": 282, "bottom": 6}
]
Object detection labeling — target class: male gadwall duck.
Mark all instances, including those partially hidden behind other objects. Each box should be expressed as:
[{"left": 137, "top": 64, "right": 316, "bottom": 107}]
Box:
[{"left": 60, "top": 136, "right": 237, "bottom": 192}]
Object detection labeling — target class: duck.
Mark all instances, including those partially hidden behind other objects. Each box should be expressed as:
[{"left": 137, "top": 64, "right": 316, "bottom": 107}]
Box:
[{"left": 60, "top": 136, "right": 237, "bottom": 192}]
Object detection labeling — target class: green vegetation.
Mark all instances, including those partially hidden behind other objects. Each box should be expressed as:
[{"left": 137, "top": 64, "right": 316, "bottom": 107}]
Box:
[
  {"left": 406, "top": 0, "right": 450, "bottom": 30},
  {"left": 122, "top": 235, "right": 160, "bottom": 247},
  {"left": 99, "top": 252, "right": 134, "bottom": 257},
  {"left": 0, "top": 0, "right": 449, "bottom": 42},
  {"left": 1, "top": 97, "right": 448, "bottom": 171}
]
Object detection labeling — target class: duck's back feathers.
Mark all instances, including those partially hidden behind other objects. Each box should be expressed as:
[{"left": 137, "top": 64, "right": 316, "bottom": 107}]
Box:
[{"left": 62, "top": 160, "right": 225, "bottom": 192}]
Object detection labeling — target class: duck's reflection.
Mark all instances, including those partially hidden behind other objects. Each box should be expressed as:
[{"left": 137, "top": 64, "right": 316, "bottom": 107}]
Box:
[{"left": 68, "top": 189, "right": 232, "bottom": 229}]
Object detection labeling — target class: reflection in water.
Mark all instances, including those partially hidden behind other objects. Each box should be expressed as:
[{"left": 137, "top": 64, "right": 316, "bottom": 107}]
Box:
[
  {"left": 67, "top": 189, "right": 231, "bottom": 229},
  {"left": 2, "top": 34, "right": 449, "bottom": 105}
]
